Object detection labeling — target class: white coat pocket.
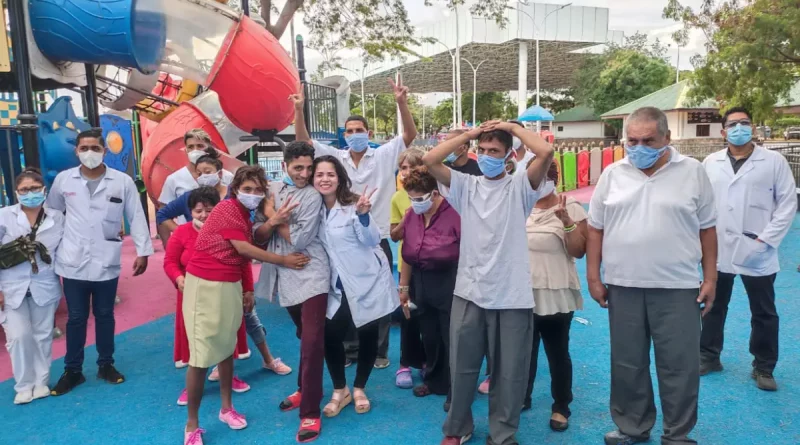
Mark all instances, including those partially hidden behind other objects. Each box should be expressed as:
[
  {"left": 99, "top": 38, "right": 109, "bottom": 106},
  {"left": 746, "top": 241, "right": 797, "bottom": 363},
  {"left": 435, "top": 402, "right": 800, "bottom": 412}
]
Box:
[
  {"left": 103, "top": 198, "right": 124, "bottom": 241},
  {"left": 57, "top": 236, "right": 84, "bottom": 268},
  {"left": 731, "top": 236, "right": 770, "bottom": 270}
]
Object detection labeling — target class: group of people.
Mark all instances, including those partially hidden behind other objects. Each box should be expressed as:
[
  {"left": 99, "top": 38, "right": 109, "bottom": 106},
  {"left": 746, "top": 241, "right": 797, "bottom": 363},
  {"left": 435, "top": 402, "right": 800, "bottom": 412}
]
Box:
[{"left": 0, "top": 75, "right": 794, "bottom": 445}]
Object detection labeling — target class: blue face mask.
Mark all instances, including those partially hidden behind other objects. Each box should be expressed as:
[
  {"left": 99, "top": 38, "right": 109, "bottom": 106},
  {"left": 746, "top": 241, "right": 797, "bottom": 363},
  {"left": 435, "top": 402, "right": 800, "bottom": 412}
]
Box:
[
  {"left": 282, "top": 175, "right": 295, "bottom": 187},
  {"left": 445, "top": 152, "right": 458, "bottom": 163},
  {"left": 345, "top": 133, "right": 370, "bottom": 153},
  {"left": 625, "top": 145, "right": 669, "bottom": 170},
  {"left": 17, "top": 190, "right": 46, "bottom": 208},
  {"left": 726, "top": 124, "right": 753, "bottom": 146},
  {"left": 478, "top": 151, "right": 511, "bottom": 178}
]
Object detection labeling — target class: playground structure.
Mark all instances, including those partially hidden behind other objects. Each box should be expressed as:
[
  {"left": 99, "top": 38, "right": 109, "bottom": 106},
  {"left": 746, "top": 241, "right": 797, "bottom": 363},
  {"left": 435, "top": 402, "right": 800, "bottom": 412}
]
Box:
[
  {"left": 0, "top": 0, "right": 340, "bottom": 209},
  {"left": 549, "top": 142, "right": 625, "bottom": 193}
]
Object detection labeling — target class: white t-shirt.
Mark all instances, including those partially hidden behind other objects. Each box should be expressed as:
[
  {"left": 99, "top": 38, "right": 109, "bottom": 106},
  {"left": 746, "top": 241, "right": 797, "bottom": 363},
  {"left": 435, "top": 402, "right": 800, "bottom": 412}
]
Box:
[
  {"left": 588, "top": 148, "right": 717, "bottom": 289},
  {"left": 313, "top": 137, "right": 408, "bottom": 239},
  {"left": 514, "top": 150, "right": 536, "bottom": 176},
  {"left": 445, "top": 169, "right": 543, "bottom": 310},
  {"left": 158, "top": 166, "right": 234, "bottom": 223}
]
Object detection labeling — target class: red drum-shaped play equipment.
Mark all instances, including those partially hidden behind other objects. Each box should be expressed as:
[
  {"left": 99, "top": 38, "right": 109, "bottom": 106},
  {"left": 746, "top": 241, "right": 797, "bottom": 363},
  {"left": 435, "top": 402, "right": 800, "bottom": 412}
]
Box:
[
  {"left": 141, "top": 102, "right": 242, "bottom": 203},
  {"left": 208, "top": 15, "right": 299, "bottom": 133},
  {"left": 602, "top": 147, "right": 613, "bottom": 170},
  {"left": 577, "top": 150, "right": 590, "bottom": 188}
]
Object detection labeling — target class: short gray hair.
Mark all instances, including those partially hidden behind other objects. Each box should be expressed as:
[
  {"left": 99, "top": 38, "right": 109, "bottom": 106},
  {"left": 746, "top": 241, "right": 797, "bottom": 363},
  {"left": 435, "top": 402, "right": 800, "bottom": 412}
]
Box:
[{"left": 626, "top": 107, "right": 669, "bottom": 137}]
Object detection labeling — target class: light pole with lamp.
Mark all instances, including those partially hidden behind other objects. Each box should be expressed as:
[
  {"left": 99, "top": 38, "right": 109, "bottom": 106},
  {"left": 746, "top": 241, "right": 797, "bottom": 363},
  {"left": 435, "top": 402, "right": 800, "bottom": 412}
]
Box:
[
  {"left": 337, "top": 62, "right": 381, "bottom": 127},
  {"left": 463, "top": 58, "right": 487, "bottom": 126},
  {"left": 429, "top": 37, "right": 459, "bottom": 128}
]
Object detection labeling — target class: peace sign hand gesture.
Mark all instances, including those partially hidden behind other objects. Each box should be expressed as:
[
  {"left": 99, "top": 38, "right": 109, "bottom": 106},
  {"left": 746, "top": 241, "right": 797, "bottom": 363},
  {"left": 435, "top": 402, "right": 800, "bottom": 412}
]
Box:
[
  {"left": 269, "top": 195, "right": 300, "bottom": 226},
  {"left": 289, "top": 81, "right": 305, "bottom": 111},
  {"left": 554, "top": 194, "right": 574, "bottom": 227},
  {"left": 356, "top": 186, "right": 377, "bottom": 215},
  {"left": 388, "top": 77, "right": 409, "bottom": 104}
]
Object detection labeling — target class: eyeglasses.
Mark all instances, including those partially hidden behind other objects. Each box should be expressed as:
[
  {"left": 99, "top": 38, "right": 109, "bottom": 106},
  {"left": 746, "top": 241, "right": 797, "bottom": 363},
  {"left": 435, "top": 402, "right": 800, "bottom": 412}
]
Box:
[
  {"left": 409, "top": 192, "right": 432, "bottom": 203},
  {"left": 724, "top": 119, "right": 752, "bottom": 129},
  {"left": 17, "top": 186, "right": 44, "bottom": 195}
]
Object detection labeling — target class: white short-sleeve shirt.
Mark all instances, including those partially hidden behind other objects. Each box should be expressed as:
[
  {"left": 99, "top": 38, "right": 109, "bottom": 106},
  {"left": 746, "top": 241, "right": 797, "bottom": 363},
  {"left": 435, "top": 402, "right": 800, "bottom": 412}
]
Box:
[
  {"left": 158, "top": 166, "right": 234, "bottom": 223},
  {"left": 588, "top": 148, "right": 717, "bottom": 289},
  {"left": 313, "top": 137, "right": 408, "bottom": 239},
  {"left": 447, "top": 169, "right": 543, "bottom": 310}
]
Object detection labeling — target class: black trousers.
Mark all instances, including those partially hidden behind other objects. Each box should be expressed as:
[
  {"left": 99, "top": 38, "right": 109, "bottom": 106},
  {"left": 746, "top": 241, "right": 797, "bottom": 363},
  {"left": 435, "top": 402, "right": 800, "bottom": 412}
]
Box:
[
  {"left": 418, "top": 297, "right": 450, "bottom": 396},
  {"left": 325, "top": 294, "right": 380, "bottom": 389},
  {"left": 700, "top": 272, "right": 778, "bottom": 373},
  {"left": 400, "top": 314, "right": 426, "bottom": 369},
  {"left": 525, "top": 312, "right": 574, "bottom": 417},
  {"left": 345, "top": 239, "right": 392, "bottom": 361}
]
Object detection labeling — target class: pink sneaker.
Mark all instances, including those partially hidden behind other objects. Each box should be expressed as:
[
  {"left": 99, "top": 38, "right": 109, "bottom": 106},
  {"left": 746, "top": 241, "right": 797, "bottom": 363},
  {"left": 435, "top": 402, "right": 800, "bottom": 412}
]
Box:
[
  {"left": 478, "top": 376, "right": 491, "bottom": 394},
  {"left": 207, "top": 366, "right": 220, "bottom": 382},
  {"left": 177, "top": 389, "right": 188, "bottom": 406},
  {"left": 232, "top": 376, "right": 251, "bottom": 393},
  {"left": 219, "top": 407, "right": 248, "bottom": 430},
  {"left": 184, "top": 428, "right": 205, "bottom": 445},
  {"left": 263, "top": 358, "right": 292, "bottom": 376}
]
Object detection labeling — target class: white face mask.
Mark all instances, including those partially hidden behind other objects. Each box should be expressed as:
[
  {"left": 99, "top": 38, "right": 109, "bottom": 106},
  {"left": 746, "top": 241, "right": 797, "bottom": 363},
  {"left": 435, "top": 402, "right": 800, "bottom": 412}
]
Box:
[
  {"left": 78, "top": 151, "right": 104, "bottom": 169},
  {"left": 187, "top": 150, "right": 206, "bottom": 164},
  {"left": 237, "top": 192, "right": 265, "bottom": 210},
  {"left": 197, "top": 173, "right": 220, "bottom": 187}
]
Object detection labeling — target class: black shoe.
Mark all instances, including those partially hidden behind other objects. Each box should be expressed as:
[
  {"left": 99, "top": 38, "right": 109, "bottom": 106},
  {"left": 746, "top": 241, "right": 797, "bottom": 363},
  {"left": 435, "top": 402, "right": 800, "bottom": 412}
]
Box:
[
  {"left": 97, "top": 364, "right": 125, "bottom": 384},
  {"left": 50, "top": 370, "right": 86, "bottom": 396},
  {"left": 522, "top": 398, "right": 532, "bottom": 411},
  {"left": 751, "top": 369, "right": 778, "bottom": 391},
  {"left": 344, "top": 358, "right": 353, "bottom": 368},
  {"left": 699, "top": 359, "right": 723, "bottom": 376},
  {"left": 549, "top": 417, "right": 569, "bottom": 432},
  {"left": 443, "top": 400, "right": 451, "bottom": 412}
]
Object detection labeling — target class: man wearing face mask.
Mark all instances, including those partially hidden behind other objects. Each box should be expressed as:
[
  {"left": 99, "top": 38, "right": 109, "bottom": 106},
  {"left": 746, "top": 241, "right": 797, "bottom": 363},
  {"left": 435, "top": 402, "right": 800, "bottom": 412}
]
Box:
[
  {"left": 47, "top": 129, "right": 154, "bottom": 396},
  {"left": 700, "top": 107, "right": 796, "bottom": 392},
  {"left": 295, "top": 79, "right": 417, "bottom": 369},
  {"left": 423, "top": 120, "right": 554, "bottom": 445},
  {"left": 586, "top": 107, "right": 718, "bottom": 445},
  {"left": 443, "top": 129, "right": 482, "bottom": 176},
  {"left": 158, "top": 129, "right": 235, "bottom": 226},
  {"left": 510, "top": 120, "right": 535, "bottom": 175}
]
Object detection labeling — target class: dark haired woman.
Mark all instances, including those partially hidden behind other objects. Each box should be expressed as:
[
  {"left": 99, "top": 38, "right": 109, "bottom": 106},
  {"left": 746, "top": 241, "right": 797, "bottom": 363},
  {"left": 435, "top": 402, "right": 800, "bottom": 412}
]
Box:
[
  {"left": 397, "top": 166, "right": 461, "bottom": 412},
  {"left": 0, "top": 168, "right": 64, "bottom": 404},
  {"left": 181, "top": 166, "right": 310, "bottom": 445},
  {"left": 312, "top": 156, "right": 399, "bottom": 417}
]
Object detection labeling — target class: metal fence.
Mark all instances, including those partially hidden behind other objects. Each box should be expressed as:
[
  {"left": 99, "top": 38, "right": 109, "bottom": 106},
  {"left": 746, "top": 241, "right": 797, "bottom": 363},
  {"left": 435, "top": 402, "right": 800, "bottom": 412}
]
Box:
[{"left": 305, "top": 82, "right": 338, "bottom": 141}]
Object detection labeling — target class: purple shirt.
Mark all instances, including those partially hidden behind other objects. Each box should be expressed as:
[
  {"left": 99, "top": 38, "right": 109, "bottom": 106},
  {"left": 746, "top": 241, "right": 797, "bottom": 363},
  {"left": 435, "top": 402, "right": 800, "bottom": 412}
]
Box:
[{"left": 401, "top": 199, "right": 461, "bottom": 271}]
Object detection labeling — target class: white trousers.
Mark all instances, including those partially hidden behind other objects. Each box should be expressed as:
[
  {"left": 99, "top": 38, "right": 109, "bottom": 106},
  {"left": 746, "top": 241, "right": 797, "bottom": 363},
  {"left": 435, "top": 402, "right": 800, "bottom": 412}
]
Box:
[{"left": 1, "top": 296, "right": 58, "bottom": 393}]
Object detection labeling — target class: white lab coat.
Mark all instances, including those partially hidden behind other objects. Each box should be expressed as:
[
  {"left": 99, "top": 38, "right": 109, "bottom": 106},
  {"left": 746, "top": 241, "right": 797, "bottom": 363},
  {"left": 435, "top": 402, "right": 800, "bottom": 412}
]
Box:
[
  {"left": 703, "top": 146, "right": 797, "bottom": 276},
  {"left": 0, "top": 204, "right": 64, "bottom": 393},
  {"left": 46, "top": 165, "right": 154, "bottom": 282},
  {"left": 319, "top": 202, "right": 399, "bottom": 328}
]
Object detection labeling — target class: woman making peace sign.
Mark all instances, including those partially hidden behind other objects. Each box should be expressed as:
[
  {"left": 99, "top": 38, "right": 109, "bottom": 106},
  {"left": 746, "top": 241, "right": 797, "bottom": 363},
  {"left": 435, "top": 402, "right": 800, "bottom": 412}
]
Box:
[{"left": 312, "top": 156, "right": 400, "bottom": 417}]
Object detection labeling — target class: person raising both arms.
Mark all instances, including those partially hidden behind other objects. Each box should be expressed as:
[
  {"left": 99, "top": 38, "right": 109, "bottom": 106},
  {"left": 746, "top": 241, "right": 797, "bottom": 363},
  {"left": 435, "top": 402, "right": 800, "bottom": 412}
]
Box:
[
  {"left": 443, "top": 129, "right": 482, "bottom": 176},
  {"left": 294, "top": 79, "right": 417, "bottom": 369},
  {"left": 423, "top": 120, "right": 554, "bottom": 445}
]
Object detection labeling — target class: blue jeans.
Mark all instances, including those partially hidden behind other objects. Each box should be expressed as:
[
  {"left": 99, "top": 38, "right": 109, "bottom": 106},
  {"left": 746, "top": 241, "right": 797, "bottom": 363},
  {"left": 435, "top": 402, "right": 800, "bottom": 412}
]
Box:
[
  {"left": 244, "top": 305, "right": 266, "bottom": 346},
  {"left": 63, "top": 278, "right": 119, "bottom": 372}
]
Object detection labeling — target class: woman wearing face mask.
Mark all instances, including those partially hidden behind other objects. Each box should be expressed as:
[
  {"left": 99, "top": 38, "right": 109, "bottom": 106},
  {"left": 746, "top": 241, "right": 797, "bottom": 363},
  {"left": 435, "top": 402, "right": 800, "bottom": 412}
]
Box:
[
  {"left": 389, "top": 149, "right": 427, "bottom": 389},
  {"left": 523, "top": 159, "right": 588, "bottom": 431},
  {"left": 398, "top": 166, "right": 461, "bottom": 412},
  {"left": 181, "top": 166, "right": 310, "bottom": 445},
  {"left": 0, "top": 168, "right": 64, "bottom": 405},
  {"left": 312, "top": 156, "right": 400, "bottom": 417}
]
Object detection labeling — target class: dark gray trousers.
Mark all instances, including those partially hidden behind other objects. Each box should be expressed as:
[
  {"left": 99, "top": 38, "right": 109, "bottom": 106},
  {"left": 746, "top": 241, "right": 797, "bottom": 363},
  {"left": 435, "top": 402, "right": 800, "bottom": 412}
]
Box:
[{"left": 608, "top": 285, "right": 701, "bottom": 445}]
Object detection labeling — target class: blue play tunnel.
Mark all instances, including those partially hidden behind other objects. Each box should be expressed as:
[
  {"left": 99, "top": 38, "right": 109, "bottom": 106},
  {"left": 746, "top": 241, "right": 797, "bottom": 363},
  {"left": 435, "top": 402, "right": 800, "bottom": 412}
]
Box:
[{"left": 29, "top": 0, "right": 167, "bottom": 73}]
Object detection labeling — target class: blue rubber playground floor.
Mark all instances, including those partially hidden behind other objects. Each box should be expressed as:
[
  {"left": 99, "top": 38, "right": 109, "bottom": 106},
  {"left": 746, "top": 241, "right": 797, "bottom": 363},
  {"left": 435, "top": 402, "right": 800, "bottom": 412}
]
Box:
[{"left": 4, "top": 215, "right": 800, "bottom": 445}]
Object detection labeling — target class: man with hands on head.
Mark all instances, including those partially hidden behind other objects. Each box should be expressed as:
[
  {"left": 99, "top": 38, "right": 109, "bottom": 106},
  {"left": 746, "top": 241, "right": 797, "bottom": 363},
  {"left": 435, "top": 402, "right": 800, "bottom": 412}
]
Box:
[
  {"left": 423, "top": 120, "right": 554, "bottom": 445},
  {"left": 586, "top": 107, "right": 717, "bottom": 445}
]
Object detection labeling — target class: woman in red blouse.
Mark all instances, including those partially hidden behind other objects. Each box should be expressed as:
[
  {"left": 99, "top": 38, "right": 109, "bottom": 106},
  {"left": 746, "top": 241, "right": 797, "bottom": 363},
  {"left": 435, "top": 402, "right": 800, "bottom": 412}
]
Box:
[
  {"left": 163, "top": 187, "right": 251, "bottom": 407},
  {"left": 398, "top": 166, "right": 461, "bottom": 412},
  {"left": 181, "top": 166, "right": 310, "bottom": 445}
]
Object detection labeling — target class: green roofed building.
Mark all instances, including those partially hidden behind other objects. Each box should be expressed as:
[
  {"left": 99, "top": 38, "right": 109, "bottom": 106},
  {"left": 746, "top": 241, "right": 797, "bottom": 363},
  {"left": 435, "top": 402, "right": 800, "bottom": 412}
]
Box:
[{"left": 552, "top": 105, "right": 610, "bottom": 139}]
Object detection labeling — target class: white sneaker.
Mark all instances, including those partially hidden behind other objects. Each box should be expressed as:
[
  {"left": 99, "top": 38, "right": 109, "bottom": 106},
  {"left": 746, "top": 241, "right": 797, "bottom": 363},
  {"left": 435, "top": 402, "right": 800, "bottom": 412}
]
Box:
[
  {"left": 32, "top": 385, "right": 50, "bottom": 400},
  {"left": 175, "top": 361, "right": 188, "bottom": 369},
  {"left": 237, "top": 350, "right": 251, "bottom": 360},
  {"left": 14, "top": 390, "right": 33, "bottom": 405}
]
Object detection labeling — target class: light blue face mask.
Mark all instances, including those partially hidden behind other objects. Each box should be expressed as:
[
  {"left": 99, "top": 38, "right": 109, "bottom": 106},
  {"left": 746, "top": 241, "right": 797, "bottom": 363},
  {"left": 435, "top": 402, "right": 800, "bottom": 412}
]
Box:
[
  {"left": 17, "top": 190, "right": 46, "bottom": 208},
  {"left": 282, "top": 175, "right": 295, "bottom": 187},
  {"left": 726, "top": 124, "right": 753, "bottom": 146},
  {"left": 478, "top": 151, "right": 511, "bottom": 178},
  {"left": 625, "top": 144, "right": 669, "bottom": 170},
  {"left": 345, "top": 133, "right": 370, "bottom": 152},
  {"left": 445, "top": 152, "right": 458, "bottom": 163}
]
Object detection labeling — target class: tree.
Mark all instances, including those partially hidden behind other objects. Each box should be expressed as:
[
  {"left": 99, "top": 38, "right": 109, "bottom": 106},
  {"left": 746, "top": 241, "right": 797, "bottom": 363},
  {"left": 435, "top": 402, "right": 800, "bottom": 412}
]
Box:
[
  {"left": 428, "top": 92, "right": 516, "bottom": 130},
  {"left": 663, "top": 0, "right": 800, "bottom": 122},
  {"left": 527, "top": 88, "right": 576, "bottom": 115},
  {"left": 573, "top": 32, "right": 676, "bottom": 115}
]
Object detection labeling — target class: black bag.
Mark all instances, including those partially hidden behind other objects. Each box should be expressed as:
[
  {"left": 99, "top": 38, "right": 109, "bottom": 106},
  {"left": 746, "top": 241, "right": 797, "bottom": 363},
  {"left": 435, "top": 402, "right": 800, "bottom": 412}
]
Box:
[{"left": 0, "top": 208, "right": 52, "bottom": 273}]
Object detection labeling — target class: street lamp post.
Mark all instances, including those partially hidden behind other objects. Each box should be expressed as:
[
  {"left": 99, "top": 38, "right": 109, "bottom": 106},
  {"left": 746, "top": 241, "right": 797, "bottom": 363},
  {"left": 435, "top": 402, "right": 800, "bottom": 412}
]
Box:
[
  {"left": 429, "top": 38, "right": 458, "bottom": 128},
  {"left": 464, "top": 59, "right": 487, "bottom": 126},
  {"left": 454, "top": 4, "right": 463, "bottom": 127}
]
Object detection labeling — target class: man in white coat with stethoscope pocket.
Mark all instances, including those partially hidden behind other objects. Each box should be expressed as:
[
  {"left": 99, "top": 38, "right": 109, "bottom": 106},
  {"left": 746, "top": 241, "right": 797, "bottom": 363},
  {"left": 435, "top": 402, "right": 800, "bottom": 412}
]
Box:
[
  {"left": 45, "top": 128, "right": 154, "bottom": 396},
  {"left": 700, "top": 107, "right": 797, "bottom": 391}
]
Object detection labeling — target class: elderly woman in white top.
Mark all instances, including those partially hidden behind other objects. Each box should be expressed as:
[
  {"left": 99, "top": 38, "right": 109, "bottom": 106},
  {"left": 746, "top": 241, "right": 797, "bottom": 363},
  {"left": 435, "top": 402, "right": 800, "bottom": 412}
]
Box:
[
  {"left": 0, "top": 167, "right": 64, "bottom": 404},
  {"left": 523, "top": 159, "right": 588, "bottom": 432},
  {"left": 312, "top": 155, "right": 399, "bottom": 416}
]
